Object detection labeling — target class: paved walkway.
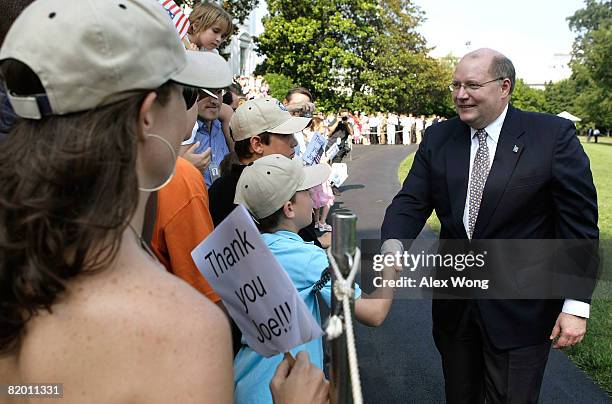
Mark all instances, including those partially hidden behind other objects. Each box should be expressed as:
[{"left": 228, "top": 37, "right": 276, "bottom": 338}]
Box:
[{"left": 333, "top": 144, "right": 610, "bottom": 403}]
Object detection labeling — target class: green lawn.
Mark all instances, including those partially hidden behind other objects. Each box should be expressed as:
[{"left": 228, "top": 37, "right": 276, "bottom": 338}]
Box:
[
  {"left": 398, "top": 138, "right": 612, "bottom": 393},
  {"left": 569, "top": 137, "right": 612, "bottom": 393},
  {"left": 397, "top": 153, "right": 441, "bottom": 233}
]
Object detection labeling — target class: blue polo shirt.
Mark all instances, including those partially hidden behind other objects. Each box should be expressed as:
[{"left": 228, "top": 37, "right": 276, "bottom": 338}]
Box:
[
  {"left": 233, "top": 230, "right": 361, "bottom": 404},
  {"left": 194, "top": 118, "right": 229, "bottom": 187}
]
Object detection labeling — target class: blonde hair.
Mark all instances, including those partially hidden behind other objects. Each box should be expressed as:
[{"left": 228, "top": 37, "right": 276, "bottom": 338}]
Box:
[
  {"left": 309, "top": 117, "right": 325, "bottom": 133},
  {"left": 188, "top": 2, "right": 233, "bottom": 39}
]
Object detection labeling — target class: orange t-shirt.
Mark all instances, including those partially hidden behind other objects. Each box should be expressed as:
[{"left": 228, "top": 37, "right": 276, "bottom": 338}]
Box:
[{"left": 151, "top": 157, "right": 220, "bottom": 302}]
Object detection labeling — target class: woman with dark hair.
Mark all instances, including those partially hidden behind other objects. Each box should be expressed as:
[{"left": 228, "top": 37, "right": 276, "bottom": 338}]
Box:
[{"left": 0, "top": 0, "right": 235, "bottom": 402}]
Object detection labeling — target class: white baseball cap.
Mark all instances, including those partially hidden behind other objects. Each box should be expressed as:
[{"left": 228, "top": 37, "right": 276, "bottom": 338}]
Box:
[
  {"left": 229, "top": 97, "right": 311, "bottom": 142},
  {"left": 0, "top": 0, "right": 228, "bottom": 119},
  {"left": 193, "top": 52, "right": 233, "bottom": 89},
  {"left": 234, "top": 154, "right": 331, "bottom": 219}
]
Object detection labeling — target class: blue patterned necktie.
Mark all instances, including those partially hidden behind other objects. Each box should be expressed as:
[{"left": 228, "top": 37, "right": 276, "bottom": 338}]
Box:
[{"left": 468, "top": 129, "right": 490, "bottom": 238}]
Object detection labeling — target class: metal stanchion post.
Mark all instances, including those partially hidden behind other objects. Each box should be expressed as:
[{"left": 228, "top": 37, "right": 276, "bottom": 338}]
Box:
[{"left": 329, "top": 212, "right": 357, "bottom": 404}]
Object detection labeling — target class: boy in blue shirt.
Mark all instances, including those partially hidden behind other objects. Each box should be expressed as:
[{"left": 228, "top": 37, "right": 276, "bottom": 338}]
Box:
[{"left": 233, "top": 154, "right": 396, "bottom": 404}]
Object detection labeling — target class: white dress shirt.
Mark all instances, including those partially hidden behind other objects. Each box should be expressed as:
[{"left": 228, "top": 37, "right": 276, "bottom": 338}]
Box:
[{"left": 462, "top": 105, "right": 589, "bottom": 318}]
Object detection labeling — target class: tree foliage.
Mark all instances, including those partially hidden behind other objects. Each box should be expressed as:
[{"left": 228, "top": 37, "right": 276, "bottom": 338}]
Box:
[
  {"left": 356, "top": 0, "right": 454, "bottom": 116},
  {"left": 568, "top": 0, "right": 611, "bottom": 63},
  {"left": 255, "top": 0, "right": 379, "bottom": 110},
  {"left": 263, "top": 73, "right": 295, "bottom": 100},
  {"left": 512, "top": 1, "right": 611, "bottom": 128},
  {"left": 511, "top": 79, "right": 547, "bottom": 113},
  {"left": 255, "top": 0, "right": 453, "bottom": 114},
  {"left": 567, "top": 0, "right": 612, "bottom": 128},
  {"left": 543, "top": 79, "right": 579, "bottom": 115}
]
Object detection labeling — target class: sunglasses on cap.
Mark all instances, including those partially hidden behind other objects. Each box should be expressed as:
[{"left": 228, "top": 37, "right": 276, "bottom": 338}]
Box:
[
  {"left": 182, "top": 86, "right": 199, "bottom": 110},
  {"left": 199, "top": 88, "right": 227, "bottom": 100},
  {"left": 182, "top": 87, "right": 228, "bottom": 109}
]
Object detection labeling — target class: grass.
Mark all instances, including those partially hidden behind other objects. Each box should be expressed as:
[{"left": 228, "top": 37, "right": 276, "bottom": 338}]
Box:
[
  {"left": 398, "top": 137, "right": 612, "bottom": 393},
  {"left": 568, "top": 136, "right": 612, "bottom": 393},
  {"left": 397, "top": 153, "right": 441, "bottom": 233}
]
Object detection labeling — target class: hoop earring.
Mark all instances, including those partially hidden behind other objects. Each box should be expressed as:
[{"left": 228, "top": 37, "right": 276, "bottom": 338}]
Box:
[{"left": 138, "top": 133, "right": 177, "bottom": 192}]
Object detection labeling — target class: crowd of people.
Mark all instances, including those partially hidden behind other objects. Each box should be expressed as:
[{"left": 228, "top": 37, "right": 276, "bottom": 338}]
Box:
[
  {"left": 315, "top": 111, "right": 447, "bottom": 146},
  {"left": 0, "top": 1, "right": 395, "bottom": 403},
  {"left": 236, "top": 75, "right": 270, "bottom": 100}
]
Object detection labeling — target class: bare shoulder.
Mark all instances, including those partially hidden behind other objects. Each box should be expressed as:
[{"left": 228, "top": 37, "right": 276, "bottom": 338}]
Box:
[{"left": 18, "top": 262, "right": 233, "bottom": 403}]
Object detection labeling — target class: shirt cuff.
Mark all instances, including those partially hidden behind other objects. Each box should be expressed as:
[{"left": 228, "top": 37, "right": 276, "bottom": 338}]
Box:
[{"left": 562, "top": 299, "right": 590, "bottom": 318}]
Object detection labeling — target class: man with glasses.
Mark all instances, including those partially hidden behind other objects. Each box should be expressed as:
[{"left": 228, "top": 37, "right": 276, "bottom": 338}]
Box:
[
  {"left": 178, "top": 53, "right": 232, "bottom": 184},
  {"left": 193, "top": 74, "right": 231, "bottom": 187},
  {"left": 381, "top": 48, "right": 598, "bottom": 403}
]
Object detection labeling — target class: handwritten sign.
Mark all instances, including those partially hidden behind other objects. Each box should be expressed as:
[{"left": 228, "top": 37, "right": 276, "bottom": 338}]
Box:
[
  {"left": 302, "top": 132, "right": 327, "bottom": 165},
  {"left": 191, "top": 205, "right": 323, "bottom": 357}
]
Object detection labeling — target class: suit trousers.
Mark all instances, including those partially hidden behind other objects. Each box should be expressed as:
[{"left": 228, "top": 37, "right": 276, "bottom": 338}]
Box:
[
  {"left": 370, "top": 127, "right": 378, "bottom": 144},
  {"left": 433, "top": 302, "right": 551, "bottom": 404}
]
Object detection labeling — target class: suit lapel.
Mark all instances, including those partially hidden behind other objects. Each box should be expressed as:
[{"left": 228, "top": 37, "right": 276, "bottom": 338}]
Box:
[
  {"left": 446, "top": 122, "right": 471, "bottom": 238},
  {"left": 473, "top": 106, "right": 525, "bottom": 238}
]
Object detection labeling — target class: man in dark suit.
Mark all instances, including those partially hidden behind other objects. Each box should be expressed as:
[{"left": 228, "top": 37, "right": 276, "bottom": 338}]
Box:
[{"left": 381, "top": 48, "right": 598, "bottom": 403}]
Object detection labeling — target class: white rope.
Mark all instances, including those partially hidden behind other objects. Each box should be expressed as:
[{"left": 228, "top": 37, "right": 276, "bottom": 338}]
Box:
[{"left": 325, "top": 247, "right": 363, "bottom": 404}]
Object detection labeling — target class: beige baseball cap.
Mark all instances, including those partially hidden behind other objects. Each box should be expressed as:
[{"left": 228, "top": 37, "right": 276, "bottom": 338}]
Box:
[
  {"left": 234, "top": 154, "right": 331, "bottom": 219},
  {"left": 0, "top": 0, "right": 229, "bottom": 119},
  {"left": 229, "top": 97, "right": 311, "bottom": 142},
  {"left": 194, "top": 52, "right": 233, "bottom": 89}
]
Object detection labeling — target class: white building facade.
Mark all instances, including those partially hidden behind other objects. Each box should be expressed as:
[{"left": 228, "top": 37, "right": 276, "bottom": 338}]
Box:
[{"left": 225, "top": 10, "right": 259, "bottom": 76}]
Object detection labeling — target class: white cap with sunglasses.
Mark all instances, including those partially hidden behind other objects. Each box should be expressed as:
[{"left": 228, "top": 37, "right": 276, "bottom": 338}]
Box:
[
  {"left": 0, "top": 0, "right": 230, "bottom": 119},
  {"left": 181, "top": 52, "right": 233, "bottom": 108},
  {"left": 180, "top": 51, "right": 232, "bottom": 146}
]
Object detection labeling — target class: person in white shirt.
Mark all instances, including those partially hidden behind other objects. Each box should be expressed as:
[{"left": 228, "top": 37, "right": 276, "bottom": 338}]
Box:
[
  {"left": 386, "top": 113, "right": 398, "bottom": 145},
  {"left": 400, "top": 114, "right": 410, "bottom": 145},
  {"left": 368, "top": 113, "right": 379, "bottom": 144},
  {"left": 361, "top": 113, "right": 370, "bottom": 144}
]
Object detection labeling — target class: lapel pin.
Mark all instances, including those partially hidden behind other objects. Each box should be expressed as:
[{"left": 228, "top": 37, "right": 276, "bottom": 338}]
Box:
[{"left": 513, "top": 145, "right": 519, "bottom": 153}]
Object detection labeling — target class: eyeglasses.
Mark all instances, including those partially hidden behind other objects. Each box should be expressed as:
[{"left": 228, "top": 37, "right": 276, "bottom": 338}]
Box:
[
  {"left": 449, "top": 77, "right": 505, "bottom": 92},
  {"left": 182, "top": 86, "right": 199, "bottom": 109},
  {"left": 199, "top": 88, "right": 227, "bottom": 100}
]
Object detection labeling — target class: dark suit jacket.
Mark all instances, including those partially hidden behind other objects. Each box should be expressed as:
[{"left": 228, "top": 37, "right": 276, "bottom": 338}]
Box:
[{"left": 381, "top": 105, "right": 598, "bottom": 349}]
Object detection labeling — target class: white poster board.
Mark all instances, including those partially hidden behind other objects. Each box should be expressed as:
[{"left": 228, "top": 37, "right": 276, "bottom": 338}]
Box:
[{"left": 191, "top": 205, "right": 323, "bottom": 357}]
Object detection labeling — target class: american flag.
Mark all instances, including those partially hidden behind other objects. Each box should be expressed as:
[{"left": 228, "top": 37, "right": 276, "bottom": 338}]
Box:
[{"left": 158, "top": 0, "right": 190, "bottom": 40}]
